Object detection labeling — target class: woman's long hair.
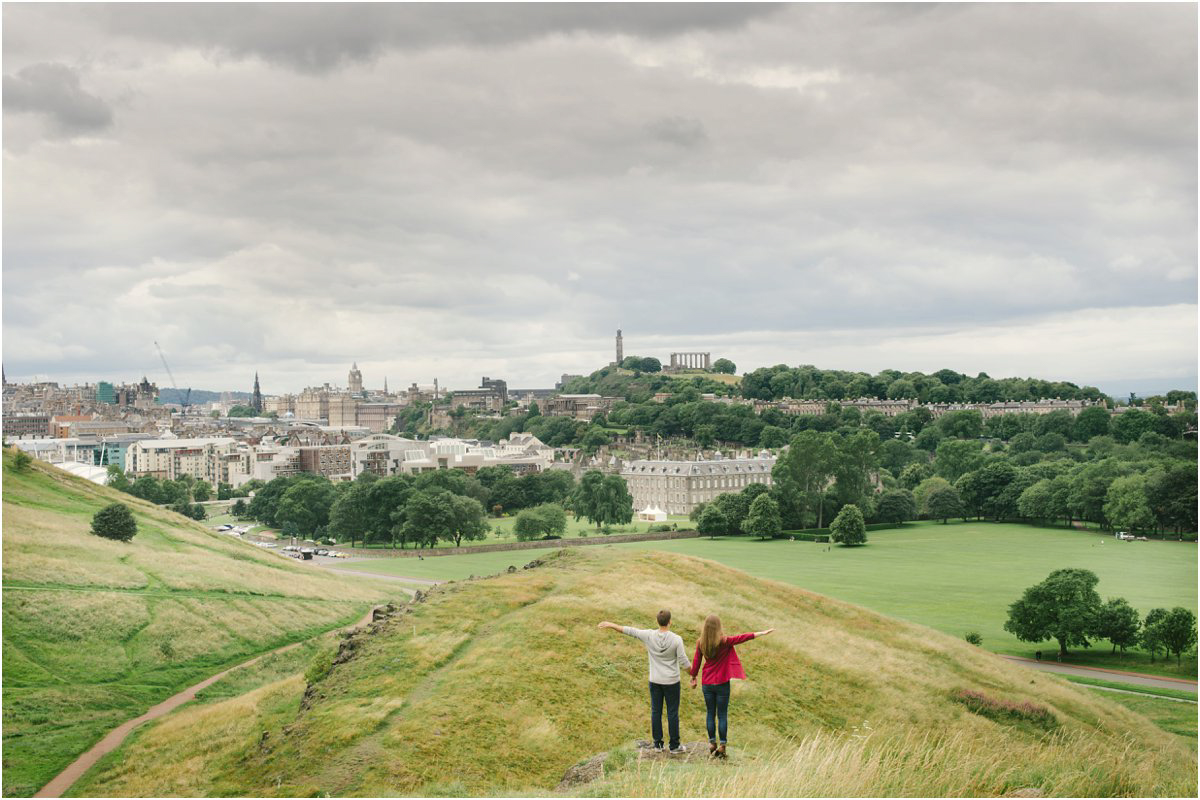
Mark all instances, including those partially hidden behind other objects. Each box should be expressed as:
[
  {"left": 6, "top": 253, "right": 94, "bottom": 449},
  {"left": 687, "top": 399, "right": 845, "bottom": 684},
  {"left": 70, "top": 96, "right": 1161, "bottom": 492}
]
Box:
[{"left": 697, "top": 614, "right": 725, "bottom": 661}]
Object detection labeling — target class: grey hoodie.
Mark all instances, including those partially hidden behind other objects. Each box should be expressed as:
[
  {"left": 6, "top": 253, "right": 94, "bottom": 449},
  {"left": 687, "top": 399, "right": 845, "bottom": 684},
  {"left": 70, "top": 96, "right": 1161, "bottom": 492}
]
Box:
[{"left": 622, "top": 627, "right": 691, "bottom": 685}]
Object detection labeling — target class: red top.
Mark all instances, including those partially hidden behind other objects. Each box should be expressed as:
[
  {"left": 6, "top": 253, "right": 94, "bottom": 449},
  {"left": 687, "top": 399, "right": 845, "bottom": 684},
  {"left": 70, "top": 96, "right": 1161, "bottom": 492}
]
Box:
[{"left": 690, "top": 633, "right": 755, "bottom": 684}]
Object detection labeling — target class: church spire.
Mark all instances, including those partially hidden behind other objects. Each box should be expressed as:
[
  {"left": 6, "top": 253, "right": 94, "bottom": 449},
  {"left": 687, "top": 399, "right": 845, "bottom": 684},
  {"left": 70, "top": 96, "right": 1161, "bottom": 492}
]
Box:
[{"left": 251, "top": 372, "right": 263, "bottom": 413}]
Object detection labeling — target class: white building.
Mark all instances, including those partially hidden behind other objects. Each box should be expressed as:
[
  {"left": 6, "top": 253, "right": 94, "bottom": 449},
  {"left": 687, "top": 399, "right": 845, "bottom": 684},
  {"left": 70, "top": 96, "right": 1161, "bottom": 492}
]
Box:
[
  {"left": 622, "top": 451, "right": 777, "bottom": 516},
  {"left": 126, "top": 437, "right": 238, "bottom": 484}
]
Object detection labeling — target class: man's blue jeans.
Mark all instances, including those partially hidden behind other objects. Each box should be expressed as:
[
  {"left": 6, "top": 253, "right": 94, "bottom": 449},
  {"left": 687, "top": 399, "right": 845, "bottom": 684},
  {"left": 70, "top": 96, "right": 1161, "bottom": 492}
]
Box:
[
  {"left": 649, "top": 681, "right": 681, "bottom": 749},
  {"left": 702, "top": 681, "right": 731, "bottom": 743}
]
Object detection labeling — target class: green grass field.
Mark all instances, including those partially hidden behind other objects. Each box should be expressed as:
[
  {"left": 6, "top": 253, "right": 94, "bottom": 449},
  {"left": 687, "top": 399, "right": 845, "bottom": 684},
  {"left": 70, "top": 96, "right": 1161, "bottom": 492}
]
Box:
[
  {"left": 1, "top": 451, "right": 398, "bottom": 797},
  {"left": 334, "top": 521, "right": 1197, "bottom": 677}
]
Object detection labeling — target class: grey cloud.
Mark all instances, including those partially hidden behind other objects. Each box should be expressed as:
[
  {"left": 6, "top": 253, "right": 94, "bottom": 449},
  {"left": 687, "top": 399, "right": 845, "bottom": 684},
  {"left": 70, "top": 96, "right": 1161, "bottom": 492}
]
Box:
[
  {"left": 2, "top": 62, "right": 112, "bottom": 133},
  {"left": 85, "top": 3, "right": 783, "bottom": 72},
  {"left": 646, "top": 116, "right": 708, "bottom": 148}
]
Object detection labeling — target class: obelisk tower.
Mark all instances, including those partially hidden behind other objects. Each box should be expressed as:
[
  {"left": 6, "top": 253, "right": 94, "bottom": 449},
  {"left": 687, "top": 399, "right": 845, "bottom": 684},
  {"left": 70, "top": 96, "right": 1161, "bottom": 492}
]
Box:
[{"left": 615, "top": 329, "right": 624, "bottom": 365}]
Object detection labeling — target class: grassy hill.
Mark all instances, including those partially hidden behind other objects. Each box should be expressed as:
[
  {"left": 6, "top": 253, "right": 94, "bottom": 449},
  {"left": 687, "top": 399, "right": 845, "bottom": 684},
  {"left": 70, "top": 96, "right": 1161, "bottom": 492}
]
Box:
[
  {"left": 73, "top": 548, "right": 1195, "bottom": 797},
  {"left": 1, "top": 450, "right": 398, "bottom": 797}
]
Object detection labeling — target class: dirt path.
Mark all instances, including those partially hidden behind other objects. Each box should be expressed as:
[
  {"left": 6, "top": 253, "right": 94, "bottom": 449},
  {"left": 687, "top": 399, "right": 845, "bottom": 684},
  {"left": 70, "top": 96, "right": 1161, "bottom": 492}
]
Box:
[
  {"left": 33, "top": 605, "right": 382, "bottom": 799},
  {"left": 1000, "top": 655, "right": 1198, "bottom": 691}
]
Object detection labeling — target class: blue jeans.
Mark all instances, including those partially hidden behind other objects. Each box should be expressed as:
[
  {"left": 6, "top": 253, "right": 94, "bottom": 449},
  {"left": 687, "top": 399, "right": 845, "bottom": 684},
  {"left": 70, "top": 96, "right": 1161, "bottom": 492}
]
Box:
[
  {"left": 702, "top": 681, "right": 730, "bottom": 743},
  {"left": 649, "top": 681, "right": 681, "bottom": 749}
]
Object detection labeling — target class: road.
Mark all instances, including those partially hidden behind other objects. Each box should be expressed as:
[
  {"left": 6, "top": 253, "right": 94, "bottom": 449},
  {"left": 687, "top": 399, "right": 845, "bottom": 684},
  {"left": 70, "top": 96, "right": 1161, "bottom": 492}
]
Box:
[{"left": 1000, "top": 655, "right": 1198, "bottom": 691}]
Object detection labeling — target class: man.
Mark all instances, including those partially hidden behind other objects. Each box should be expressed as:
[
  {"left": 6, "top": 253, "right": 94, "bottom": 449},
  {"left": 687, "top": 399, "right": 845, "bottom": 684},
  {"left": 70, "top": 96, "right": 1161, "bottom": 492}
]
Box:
[{"left": 598, "top": 610, "right": 691, "bottom": 753}]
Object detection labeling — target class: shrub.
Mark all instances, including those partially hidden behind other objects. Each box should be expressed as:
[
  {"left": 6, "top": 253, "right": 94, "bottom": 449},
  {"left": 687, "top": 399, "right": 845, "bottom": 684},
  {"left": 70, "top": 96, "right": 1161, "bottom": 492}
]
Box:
[
  {"left": 91, "top": 503, "right": 138, "bottom": 542},
  {"left": 964, "top": 632, "right": 983, "bottom": 646},
  {"left": 12, "top": 450, "right": 32, "bottom": 472},
  {"left": 952, "top": 689, "right": 1057, "bottom": 730}
]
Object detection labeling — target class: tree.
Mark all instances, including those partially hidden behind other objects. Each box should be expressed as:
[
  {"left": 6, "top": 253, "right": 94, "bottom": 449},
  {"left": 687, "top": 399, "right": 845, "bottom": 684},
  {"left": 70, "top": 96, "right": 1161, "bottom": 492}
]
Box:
[
  {"left": 1072, "top": 406, "right": 1110, "bottom": 441},
  {"left": 402, "top": 489, "right": 457, "bottom": 548},
  {"left": 276, "top": 478, "right": 337, "bottom": 538},
  {"left": 231, "top": 498, "right": 248, "bottom": 518},
  {"left": 192, "top": 481, "right": 212, "bottom": 502},
  {"left": 829, "top": 504, "right": 866, "bottom": 546},
  {"left": 572, "top": 471, "right": 633, "bottom": 529},
  {"left": 925, "top": 485, "right": 964, "bottom": 523},
  {"left": 12, "top": 450, "right": 32, "bottom": 472},
  {"left": 105, "top": 464, "right": 131, "bottom": 492},
  {"left": 580, "top": 426, "right": 610, "bottom": 454},
  {"left": 1141, "top": 608, "right": 1169, "bottom": 663},
  {"left": 448, "top": 494, "right": 489, "bottom": 547},
  {"left": 697, "top": 504, "right": 729, "bottom": 538},
  {"left": 1158, "top": 608, "right": 1197, "bottom": 666},
  {"left": 128, "top": 475, "right": 165, "bottom": 505},
  {"left": 1003, "top": 568, "right": 1102, "bottom": 657},
  {"left": 935, "top": 439, "right": 985, "bottom": 482},
  {"left": 782, "top": 431, "right": 840, "bottom": 528},
  {"left": 91, "top": 503, "right": 138, "bottom": 542},
  {"left": 1094, "top": 598, "right": 1141, "bottom": 653},
  {"left": 741, "top": 494, "right": 781, "bottom": 539},
  {"left": 328, "top": 479, "right": 373, "bottom": 547},
  {"left": 712, "top": 358, "right": 736, "bottom": 374},
  {"left": 899, "top": 462, "right": 932, "bottom": 490},
  {"left": 1103, "top": 474, "right": 1154, "bottom": 533},
  {"left": 513, "top": 503, "right": 567, "bottom": 541},
  {"left": 873, "top": 489, "right": 916, "bottom": 524}
]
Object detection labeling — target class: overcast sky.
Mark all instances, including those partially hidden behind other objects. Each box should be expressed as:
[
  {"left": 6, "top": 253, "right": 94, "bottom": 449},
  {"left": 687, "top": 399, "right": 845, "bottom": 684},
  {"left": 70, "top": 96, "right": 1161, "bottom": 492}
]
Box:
[{"left": 3, "top": 2, "right": 1196, "bottom": 395}]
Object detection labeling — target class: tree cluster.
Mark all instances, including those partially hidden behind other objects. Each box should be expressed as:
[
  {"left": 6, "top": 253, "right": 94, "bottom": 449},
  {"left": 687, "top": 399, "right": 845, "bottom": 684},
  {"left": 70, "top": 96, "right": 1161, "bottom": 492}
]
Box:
[
  {"left": 1005, "top": 568, "right": 1197, "bottom": 664},
  {"left": 107, "top": 468, "right": 209, "bottom": 520}
]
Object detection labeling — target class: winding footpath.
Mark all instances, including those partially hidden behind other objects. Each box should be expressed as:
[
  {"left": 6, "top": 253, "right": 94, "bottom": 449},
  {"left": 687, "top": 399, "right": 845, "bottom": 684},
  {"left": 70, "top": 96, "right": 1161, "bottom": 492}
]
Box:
[
  {"left": 34, "top": 605, "right": 382, "bottom": 799},
  {"left": 1000, "top": 654, "right": 1198, "bottom": 692}
]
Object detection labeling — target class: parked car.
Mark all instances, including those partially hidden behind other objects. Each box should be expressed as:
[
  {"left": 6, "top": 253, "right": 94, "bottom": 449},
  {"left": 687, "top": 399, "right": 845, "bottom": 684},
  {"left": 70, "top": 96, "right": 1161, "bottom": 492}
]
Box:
[
  {"left": 316, "top": 549, "right": 329, "bottom": 556},
  {"left": 1117, "top": 532, "right": 1136, "bottom": 541}
]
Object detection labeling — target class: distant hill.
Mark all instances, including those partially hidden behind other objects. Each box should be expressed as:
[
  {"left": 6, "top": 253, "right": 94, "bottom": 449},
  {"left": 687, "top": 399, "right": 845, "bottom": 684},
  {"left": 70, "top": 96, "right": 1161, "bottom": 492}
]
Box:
[
  {"left": 1, "top": 450, "right": 397, "bottom": 796},
  {"left": 157, "top": 388, "right": 249, "bottom": 405},
  {"left": 74, "top": 549, "right": 1195, "bottom": 797}
]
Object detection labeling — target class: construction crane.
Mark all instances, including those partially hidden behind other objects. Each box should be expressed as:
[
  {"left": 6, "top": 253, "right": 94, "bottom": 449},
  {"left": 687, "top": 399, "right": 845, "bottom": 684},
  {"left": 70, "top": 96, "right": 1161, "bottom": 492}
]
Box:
[{"left": 154, "top": 341, "right": 191, "bottom": 411}]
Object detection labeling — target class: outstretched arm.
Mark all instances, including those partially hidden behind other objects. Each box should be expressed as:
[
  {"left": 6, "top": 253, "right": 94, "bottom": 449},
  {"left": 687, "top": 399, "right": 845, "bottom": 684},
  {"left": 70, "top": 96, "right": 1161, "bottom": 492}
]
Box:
[
  {"left": 597, "top": 621, "right": 623, "bottom": 632},
  {"left": 755, "top": 628, "right": 776, "bottom": 637}
]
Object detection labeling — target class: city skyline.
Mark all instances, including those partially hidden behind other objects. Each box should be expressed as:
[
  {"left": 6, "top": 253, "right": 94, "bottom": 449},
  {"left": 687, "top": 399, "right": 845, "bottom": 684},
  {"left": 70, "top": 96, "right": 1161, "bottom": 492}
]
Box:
[{"left": 3, "top": 4, "right": 1196, "bottom": 393}]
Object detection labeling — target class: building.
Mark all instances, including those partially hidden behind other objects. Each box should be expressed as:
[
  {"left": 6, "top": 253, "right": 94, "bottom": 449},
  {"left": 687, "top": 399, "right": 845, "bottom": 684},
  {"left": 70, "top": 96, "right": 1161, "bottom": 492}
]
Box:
[
  {"left": 348, "top": 363, "right": 363, "bottom": 395},
  {"left": 2, "top": 412, "right": 51, "bottom": 439},
  {"left": 667, "top": 352, "right": 711, "bottom": 371},
  {"left": 354, "top": 402, "right": 405, "bottom": 433},
  {"left": 448, "top": 378, "right": 508, "bottom": 413},
  {"left": 298, "top": 444, "right": 353, "bottom": 479},
  {"left": 251, "top": 373, "right": 263, "bottom": 413},
  {"left": 126, "top": 437, "right": 238, "bottom": 484},
  {"left": 543, "top": 394, "right": 618, "bottom": 421},
  {"left": 622, "top": 450, "right": 776, "bottom": 516}
]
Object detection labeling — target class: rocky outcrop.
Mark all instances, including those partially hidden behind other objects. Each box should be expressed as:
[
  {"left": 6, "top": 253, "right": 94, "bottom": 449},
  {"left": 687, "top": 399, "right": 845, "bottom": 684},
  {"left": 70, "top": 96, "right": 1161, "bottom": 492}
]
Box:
[{"left": 556, "top": 752, "right": 606, "bottom": 791}]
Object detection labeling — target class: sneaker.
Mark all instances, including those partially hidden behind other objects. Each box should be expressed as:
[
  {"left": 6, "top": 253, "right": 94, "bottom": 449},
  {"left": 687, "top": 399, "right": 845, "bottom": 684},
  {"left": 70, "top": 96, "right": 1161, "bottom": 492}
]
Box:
[
  {"left": 669, "top": 744, "right": 687, "bottom": 754},
  {"left": 652, "top": 744, "right": 665, "bottom": 752}
]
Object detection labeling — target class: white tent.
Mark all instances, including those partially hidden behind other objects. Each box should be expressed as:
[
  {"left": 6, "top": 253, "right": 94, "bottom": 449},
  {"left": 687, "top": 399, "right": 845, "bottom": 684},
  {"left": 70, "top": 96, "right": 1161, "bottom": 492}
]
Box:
[
  {"left": 637, "top": 505, "right": 667, "bottom": 522},
  {"left": 56, "top": 461, "right": 110, "bottom": 485}
]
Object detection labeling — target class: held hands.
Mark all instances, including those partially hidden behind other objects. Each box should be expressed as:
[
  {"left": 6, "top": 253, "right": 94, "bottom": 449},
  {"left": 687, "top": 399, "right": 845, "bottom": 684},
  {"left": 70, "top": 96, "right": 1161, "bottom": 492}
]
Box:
[{"left": 690, "top": 677, "right": 697, "bottom": 689}]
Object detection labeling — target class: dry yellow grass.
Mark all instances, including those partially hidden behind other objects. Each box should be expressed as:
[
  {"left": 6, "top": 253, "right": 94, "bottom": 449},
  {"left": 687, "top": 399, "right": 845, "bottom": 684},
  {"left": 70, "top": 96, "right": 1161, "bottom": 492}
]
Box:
[{"left": 71, "top": 548, "right": 1196, "bottom": 798}]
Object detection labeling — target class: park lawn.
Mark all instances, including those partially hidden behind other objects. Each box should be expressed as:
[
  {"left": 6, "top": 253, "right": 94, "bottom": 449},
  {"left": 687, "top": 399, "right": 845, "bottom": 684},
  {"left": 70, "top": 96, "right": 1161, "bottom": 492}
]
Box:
[
  {"left": 1094, "top": 691, "right": 1198, "bottom": 750},
  {"left": 339, "top": 520, "right": 1196, "bottom": 677}
]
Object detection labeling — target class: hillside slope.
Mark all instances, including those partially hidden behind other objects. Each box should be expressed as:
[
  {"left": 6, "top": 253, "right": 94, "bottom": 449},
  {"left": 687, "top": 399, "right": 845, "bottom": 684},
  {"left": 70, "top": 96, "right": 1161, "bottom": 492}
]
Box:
[
  {"left": 73, "top": 548, "right": 1195, "bottom": 797},
  {"left": 1, "top": 451, "right": 397, "bottom": 797}
]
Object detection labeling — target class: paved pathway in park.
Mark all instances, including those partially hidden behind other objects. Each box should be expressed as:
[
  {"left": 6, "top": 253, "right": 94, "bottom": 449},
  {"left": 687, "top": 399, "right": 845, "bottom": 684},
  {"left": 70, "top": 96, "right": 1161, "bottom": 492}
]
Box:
[{"left": 1000, "top": 655, "right": 1198, "bottom": 692}]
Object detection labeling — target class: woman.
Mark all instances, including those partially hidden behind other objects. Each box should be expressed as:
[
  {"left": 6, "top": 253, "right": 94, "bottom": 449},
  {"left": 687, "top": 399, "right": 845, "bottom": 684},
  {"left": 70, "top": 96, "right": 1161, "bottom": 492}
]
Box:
[{"left": 689, "top": 615, "right": 774, "bottom": 759}]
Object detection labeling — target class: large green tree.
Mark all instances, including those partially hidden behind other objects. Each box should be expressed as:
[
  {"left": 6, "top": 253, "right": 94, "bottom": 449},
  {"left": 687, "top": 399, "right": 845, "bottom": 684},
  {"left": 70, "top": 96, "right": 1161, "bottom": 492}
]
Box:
[
  {"left": 925, "top": 485, "right": 964, "bottom": 523},
  {"left": 741, "top": 493, "right": 782, "bottom": 539},
  {"left": 276, "top": 478, "right": 337, "bottom": 538},
  {"left": 782, "top": 431, "right": 840, "bottom": 528},
  {"left": 1103, "top": 474, "right": 1155, "bottom": 533},
  {"left": 513, "top": 503, "right": 567, "bottom": 541},
  {"left": 1004, "top": 568, "right": 1102, "bottom": 657},
  {"left": 829, "top": 504, "right": 867, "bottom": 546},
  {"left": 572, "top": 470, "right": 633, "bottom": 529},
  {"left": 934, "top": 439, "right": 986, "bottom": 482},
  {"left": 1095, "top": 598, "right": 1141, "bottom": 654},
  {"left": 873, "top": 488, "right": 916, "bottom": 524}
]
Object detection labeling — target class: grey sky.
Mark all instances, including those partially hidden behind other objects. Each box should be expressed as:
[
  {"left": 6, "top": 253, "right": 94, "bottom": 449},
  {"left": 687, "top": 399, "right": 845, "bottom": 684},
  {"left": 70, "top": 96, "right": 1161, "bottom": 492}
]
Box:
[{"left": 3, "top": 3, "right": 1196, "bottom": 395}]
